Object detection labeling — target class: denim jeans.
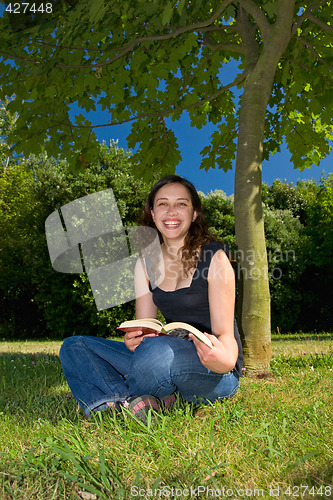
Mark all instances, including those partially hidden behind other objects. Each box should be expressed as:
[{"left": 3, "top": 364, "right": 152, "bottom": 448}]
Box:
[{"left": 59, "top": 335, "right": 239, "bottom": 416}]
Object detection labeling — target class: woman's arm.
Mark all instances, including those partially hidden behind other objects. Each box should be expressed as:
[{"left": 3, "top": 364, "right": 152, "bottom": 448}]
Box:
[
  {"left": 124, "top": 258, "right": 158, "bottom": 352},
  {"left": 190, "top": 249, "right": 238, "bottom": 373},
  {"left": 134, "top": 257, "right": 158, "bottom": 319}
]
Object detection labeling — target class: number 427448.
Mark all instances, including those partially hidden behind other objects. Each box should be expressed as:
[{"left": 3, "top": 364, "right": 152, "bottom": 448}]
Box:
[{"left": 5, "top": 3, "right": 53, "bottom": 14}]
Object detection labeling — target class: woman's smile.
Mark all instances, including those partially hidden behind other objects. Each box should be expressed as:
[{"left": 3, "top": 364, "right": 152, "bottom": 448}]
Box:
[{"left": 162, "top": 219, "right": 182, "bottom": 229}]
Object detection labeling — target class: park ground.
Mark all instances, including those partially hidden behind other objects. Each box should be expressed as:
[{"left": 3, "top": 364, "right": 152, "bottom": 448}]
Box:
[{"left": 0, "top": 333, "right": 332, "bottom": 499}]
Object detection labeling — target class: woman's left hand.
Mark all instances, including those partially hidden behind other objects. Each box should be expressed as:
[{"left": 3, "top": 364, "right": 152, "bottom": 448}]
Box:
[{"left": 189, "top": 332, "right": 237, "bottom": 374}]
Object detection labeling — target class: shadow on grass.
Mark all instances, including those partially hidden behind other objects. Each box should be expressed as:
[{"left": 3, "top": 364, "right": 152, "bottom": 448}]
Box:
[
  {"left": 271, "top": 334, "right": 333, "bottom": 342},
  {"left": 0, "top": 352, "right": 79, "bottom": 422},
  {"left": 288, "top": 460, "right": 333, "bottom": 493}
]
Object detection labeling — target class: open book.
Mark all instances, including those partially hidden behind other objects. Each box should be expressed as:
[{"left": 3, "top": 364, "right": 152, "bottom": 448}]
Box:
[{"left": 117, "top": 318, "right": 213, "bottom": 348}]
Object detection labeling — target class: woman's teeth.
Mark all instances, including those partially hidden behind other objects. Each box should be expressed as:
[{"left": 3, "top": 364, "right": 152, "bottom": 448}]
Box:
[{"left": 164, "top": 221, "right": 181, "bottom": 228}]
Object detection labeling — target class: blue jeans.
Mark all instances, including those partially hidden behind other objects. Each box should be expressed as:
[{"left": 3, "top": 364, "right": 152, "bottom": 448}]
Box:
[{"left": 59, "top": 335, "right": 239, "bottom": 416}]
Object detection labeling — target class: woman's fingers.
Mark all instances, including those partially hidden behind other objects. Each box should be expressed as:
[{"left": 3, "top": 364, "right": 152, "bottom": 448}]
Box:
[{"left": 124, "top": 330, "right": 159, "bottom": 352}]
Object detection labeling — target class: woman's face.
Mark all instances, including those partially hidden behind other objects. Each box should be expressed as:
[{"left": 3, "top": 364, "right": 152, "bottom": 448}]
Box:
[{"left": 151, "top": 183, "right": 197, "bottom": 243}]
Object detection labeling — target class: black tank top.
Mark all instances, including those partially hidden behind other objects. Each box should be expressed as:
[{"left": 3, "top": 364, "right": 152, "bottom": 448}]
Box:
[{"left": 148, "top": 240, "right": 244, "bottom": 376}]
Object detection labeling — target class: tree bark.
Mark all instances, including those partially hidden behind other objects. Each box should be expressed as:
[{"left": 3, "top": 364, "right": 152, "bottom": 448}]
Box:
[{"left": 234, "top": 0, "right": 295, "bottom": 373}]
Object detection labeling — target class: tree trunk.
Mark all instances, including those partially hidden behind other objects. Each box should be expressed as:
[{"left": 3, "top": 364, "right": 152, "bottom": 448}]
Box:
[
  {"left": 234, "top": 1, "right": 295, "bottom": 373},
  {"left": 234, "top": 66, "right": 272, "bottom": 373}
]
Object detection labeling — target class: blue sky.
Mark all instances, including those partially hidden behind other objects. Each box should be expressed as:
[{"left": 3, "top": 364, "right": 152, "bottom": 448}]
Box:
[{"left": 91, "top": 111, "right": 332, "bottom": 196}]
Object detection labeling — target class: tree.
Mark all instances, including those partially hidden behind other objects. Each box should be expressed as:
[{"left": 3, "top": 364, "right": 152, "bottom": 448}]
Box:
[
  {"left": 0, "top": 136, "right": 151, "bottom": 338},
  {"left": 1, "top": 1, "right": 332, "bottom": 371},
  {"left": 262, "top": 176, "right": 333, "bottom": 332},
  {"left": 297, "top": 174, "right": 333, "bottom": 330},
  {"left": 201, "top": 190, "right": 236, "bottom": 249}
]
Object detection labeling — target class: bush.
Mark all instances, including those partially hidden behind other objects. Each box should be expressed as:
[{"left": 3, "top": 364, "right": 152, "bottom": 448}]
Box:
[{"left": 0, "top": 143, "right": 149, "bottom": 339}]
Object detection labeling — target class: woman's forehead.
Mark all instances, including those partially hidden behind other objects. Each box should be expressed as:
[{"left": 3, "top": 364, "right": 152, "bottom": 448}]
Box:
[{"left": 154, "top": 183, "right": 192, "bottom": 202}]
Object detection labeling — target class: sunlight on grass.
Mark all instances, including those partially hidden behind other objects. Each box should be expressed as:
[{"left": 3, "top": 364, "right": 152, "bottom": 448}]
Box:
[{"left": 0, "top": 335, "right": 332, "bottom": 499}]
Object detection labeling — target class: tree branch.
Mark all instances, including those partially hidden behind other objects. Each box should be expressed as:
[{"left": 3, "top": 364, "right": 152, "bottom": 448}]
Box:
[
  {"left": 203, "top": 36, "right": 246, "bottom": 56},
  {"left": 237, "top": 0, "right": 271, "bottom": 40},
  {"left": 291, "top": 0, "right": 329, "bottom": 36},
  {"left": 307, "top": 12, "right": 333, "bottom": 32},
  {"left": 37, "top": 40, "right": 102, "bottom": 52},
  {"left": 161, "top": 117, "right": 170, "bottom": 164},
  {"left": 286, "top": 58, "right": 331, "bottom": 85},
  {"left": 117, "top": 70, "right": 246, "bottom": 123},
  {"left": 64, "top": 0, "right": 237, "bottom": 69},
  {"left": 196, "top": 24, "right": 238, "bottom": 34},
  {"left": 0, "top": 50, "right": 42, "bottom": 65},
  {"left": 211, "top": 42, "right": 246, "bottom": 54},
  {"left": 235, "top": 5, "right": 259, "bottom": 71},
  {"left": 43, "top": 22, "right": 238, "bottom": 60},
  {"left": 296, "top": 36, "right": 333, "bottom": 71}
]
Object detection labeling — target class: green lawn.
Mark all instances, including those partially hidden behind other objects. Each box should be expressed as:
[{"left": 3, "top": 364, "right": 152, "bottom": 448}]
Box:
[{"left": 0, "top": 335, "right": 332, "bottom": 499}]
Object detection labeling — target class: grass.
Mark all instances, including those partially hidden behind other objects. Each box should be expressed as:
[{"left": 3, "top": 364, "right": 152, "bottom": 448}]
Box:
[{"left": 0, "top": 334, "right": 332, "bottom": 499}]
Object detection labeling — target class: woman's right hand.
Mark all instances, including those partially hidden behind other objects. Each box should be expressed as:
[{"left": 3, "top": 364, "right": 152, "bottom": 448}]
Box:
[{"left": 124, "top": 329, "right": 158, "bottom": 352}]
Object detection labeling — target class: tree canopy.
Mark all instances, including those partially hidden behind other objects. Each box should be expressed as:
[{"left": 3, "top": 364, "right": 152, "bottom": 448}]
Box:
[{"left": 1, "top": 1, "right": 332, "bottom": 171}]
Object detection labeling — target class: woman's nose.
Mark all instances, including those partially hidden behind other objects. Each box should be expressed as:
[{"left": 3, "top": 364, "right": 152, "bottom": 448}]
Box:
[{"left": 167, "top": 204, "right": 177, "bottom": 215}]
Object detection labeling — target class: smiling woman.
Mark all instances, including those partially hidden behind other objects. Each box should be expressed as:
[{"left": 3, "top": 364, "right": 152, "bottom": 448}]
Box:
[
  {"left": 59, "top": 175, "right": 243, "bottom": 422},
  {"left": 138, "top": 175, "right": 213, "bottom": 278}
]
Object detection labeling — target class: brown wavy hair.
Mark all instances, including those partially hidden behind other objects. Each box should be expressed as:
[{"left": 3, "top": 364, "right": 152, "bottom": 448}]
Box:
[{"left": 138, "top": 175, "right": 216, "bottom": 275}]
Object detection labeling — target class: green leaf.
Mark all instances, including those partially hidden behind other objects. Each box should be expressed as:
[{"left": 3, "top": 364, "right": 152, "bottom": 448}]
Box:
[
  {"left": 161, "top": 3, "right": 173, "bottom": 25},
  {"left": 177, "top": 0, "right": 186, "bottom": 16},
  {"left": 89, "top": 0, "right": 107, "bottom": 23}
]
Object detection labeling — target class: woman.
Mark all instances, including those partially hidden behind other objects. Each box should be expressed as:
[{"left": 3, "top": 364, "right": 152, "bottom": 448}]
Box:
[{"left": 59, "top": 175, "right": 243, "bottom": 419}]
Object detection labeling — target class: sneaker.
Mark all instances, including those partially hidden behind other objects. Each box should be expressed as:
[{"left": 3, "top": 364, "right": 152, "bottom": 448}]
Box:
[
  {"left": 128, "top": 395, "right": 160, "bottom": 424},
  {"left": 159, "top": 393, "right": 177, "bottom": 410}
]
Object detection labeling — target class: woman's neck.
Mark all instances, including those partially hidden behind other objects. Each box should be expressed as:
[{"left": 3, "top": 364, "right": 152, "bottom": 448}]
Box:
[{"left": 162, "top": 237, "right": 185, "bottom": 260}]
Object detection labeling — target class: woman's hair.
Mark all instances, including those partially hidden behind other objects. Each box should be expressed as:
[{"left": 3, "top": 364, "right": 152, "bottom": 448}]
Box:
[{"left": 138, "top": 175, "right": 216, "bottom": 274}]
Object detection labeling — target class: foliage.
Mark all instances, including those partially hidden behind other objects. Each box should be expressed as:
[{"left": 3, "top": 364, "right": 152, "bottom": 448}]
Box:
[
  {"left": 0, "top": 2, "right": 332, "bottom": 174},
  {"left": 263, "top": 206, "right": 304, "bottom": 332},
  {"left": 262, "top": 179, "right": 310, "bottom": 223},
  {"left": 200, "top": 190, "right": 236, "bottom": 248},
  {"left": 301, "top": 174, "right": 333, "bottom": 268},
  {"left": 0, "top": 156, "right": 42, "bottom": 335},
  {"left": 297, "top": 174, "right": 333, "bottom": 331},
  {"left": 200, "top": 178, "right": 333, "bottom": 333},
  {"left": 0, "top": 142, "right": 149, "bottom": 339},
  {"left": 0, "top": 97, "right": 17, "bottom": 164},
  {"left": 262, "top": 176, "right": 333, "bottom": 332}
]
